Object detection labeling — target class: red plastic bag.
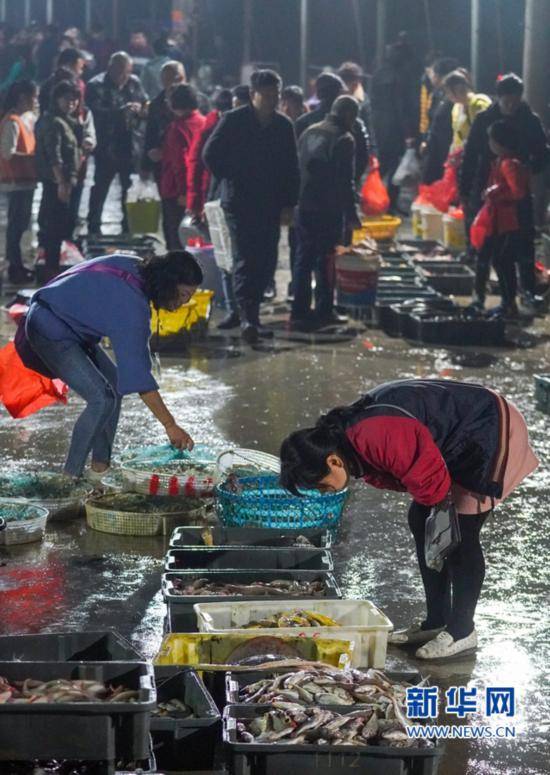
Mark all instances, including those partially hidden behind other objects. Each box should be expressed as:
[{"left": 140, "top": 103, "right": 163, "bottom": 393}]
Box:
[
  {"left": 470, "top": 203, "right": 494, "bottom": 251},
  {"left": 361, "top": 157, "right": 390, "bottom": 216},
  {"left": 0, "top": 342, "right": 68, "bottom": 419},
  {"left": 419, "top": 149, "right": 462, "bottom": 213}
]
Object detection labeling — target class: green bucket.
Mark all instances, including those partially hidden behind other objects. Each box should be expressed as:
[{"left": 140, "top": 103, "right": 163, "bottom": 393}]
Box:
[{"left": 126, "top": 198, "right": 160, "bottom": 235}]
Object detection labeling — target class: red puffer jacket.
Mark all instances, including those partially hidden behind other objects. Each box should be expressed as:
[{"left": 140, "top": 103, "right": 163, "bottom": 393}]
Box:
[
  {"left": 186, "top": 109, "right": 221, "bottom": 214},
  {"left": 485, "top": 157, "right": 529, "bottom": 235},
  {"left": 159, "top": 110, "right": 206, "bottom": 200}
]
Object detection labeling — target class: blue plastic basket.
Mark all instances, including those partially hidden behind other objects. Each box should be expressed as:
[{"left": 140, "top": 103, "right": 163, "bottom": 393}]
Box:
[{"left": 215, "top": 475, "right": 348, "bottom": 530}]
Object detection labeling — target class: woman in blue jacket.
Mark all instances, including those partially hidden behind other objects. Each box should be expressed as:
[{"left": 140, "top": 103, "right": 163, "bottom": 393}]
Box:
[{"left": 24, "top": 250, "right": 202, "bottom": 480}]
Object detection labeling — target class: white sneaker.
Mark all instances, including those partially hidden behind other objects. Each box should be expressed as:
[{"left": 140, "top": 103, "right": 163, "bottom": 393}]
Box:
[
  {"left": 415, "top": 630, "right": 478, "bottom": 660},
  {"left": 390, "top": 621, "right": 445, "bottom": 645}
]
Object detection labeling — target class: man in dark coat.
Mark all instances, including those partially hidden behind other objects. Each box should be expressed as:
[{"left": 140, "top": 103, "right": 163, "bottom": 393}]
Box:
[
  {"left": 421, "top": 57, "right": 457, "bottom": 184},
  {"left": 203, "top": 69, "right": 299, "bottom": 344},
  {"left": 460, "top": 73, "right": 550, "bottom": 311},
  {"left": 142, "top": 60, "right": 186, "bottom": 184}
]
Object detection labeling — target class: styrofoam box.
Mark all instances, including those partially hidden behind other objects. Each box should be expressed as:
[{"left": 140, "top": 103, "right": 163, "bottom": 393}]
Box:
[{"left": 193, "top": 598, "right": 393, "bottom": 669}]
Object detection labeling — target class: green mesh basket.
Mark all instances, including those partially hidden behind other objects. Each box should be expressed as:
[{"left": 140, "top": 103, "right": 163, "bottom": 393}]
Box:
[{"left": 216, "top": 475, "right": 348, "bottom": 530}]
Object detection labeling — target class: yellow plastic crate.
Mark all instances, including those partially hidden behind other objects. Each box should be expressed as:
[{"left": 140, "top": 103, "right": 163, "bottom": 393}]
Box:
[
  {"left": 154, "top": 633, "right": 353, "bottom": 669},
  {"left": 353, "top": 215, "right": 402, "bottom": 243},
  {"left": 150, "top": 290, "right": 214, "bottom": 337}
]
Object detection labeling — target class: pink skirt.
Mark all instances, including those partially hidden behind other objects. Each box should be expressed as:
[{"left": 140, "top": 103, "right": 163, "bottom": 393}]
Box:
[{"left": 451, "top": 397, "right": 539, "bottom": 515}]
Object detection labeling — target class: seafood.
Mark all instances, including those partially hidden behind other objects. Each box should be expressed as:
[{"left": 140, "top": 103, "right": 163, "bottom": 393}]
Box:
[
  {"left": 153, "top": 698, "right": 195, "bottom": 718},
  {"left": 237, "top": 705, "right": 433, "bottom": 748},
  {"left": 93, "top": 493, "right": 203, "bottom": 514},
  {"left": 237, "top": 666, "right": 423, "bottom": 709},
  {"left": 171, "top": 577, "right": 327, "bottom": 597},
  {"left": 244, "top": 609, "right": 338, "bottom": 629},
  {"left": 227, "top": 637, "right": 303, "bottom": 665},
  {"left": 0, "top": 676, "right": 139, "bottom": 704}
]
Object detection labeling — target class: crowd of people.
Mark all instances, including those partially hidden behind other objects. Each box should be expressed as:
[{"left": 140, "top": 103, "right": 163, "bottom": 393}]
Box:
[{"left": 0, "top": 21, "right": 548, "bottom": 338}]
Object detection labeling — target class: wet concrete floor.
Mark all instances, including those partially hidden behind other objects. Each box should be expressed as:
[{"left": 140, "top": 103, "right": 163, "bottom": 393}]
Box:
[{"left": 0, "top": 188, "right": 548, "bottom": 773}]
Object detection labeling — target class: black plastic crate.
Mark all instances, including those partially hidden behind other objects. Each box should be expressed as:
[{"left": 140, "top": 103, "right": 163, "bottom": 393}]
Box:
[
  {"left": 151, "top": 668, "right": 220, "bottom": 772},
  {"left": 0, "top": 661, "right": 155, "bottom": 764},
  {"left": 0, "top": 631, "right": 143, "bottom": 663},
  {"left": 406, "top": 312, "right": 506, "bottom": 347},
  {"left": 225, "top": 669, "right": 424, "bottom": 706},
  {"left": 163, "top": 570, "right": 342, "bottom": 632},
  {"left": 534, "top": 374, "right": 550, "bottom": 414},
  {"left": 169, "top": 526, "right": 332, "bottom": 550},
  {"left": 415, "top": 262, "right": 475, "bottom": 296},
  {"left": 398, "top": 239, "right": 445, "bottom": 254},
  {"left": 164, "top": 547, "right": 334, "bottom": 573},
  {"left": 223, "top": 705, "right": 443, "bottom": 775}
]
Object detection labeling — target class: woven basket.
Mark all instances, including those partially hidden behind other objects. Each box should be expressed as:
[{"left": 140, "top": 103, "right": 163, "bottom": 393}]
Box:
[
  {"left": 85, "top": 493, "right": 211, "bottom": 536},
  {"left": 216, "top": 475, "right": 348, "bottom": 530},
  {"left": 0, "top": 472, "right": 91, "bottom": 521},
  {"left": 0, "top": 501, "right": 49, "bottom": 545},
  {"left": 120, "top": 459, "right": 218, "bottom": 498}
]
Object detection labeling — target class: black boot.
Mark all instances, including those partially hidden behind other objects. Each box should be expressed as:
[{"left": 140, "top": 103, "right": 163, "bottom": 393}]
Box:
[{"left": 217, "top": 312, "right": 241, "bottom": 330}]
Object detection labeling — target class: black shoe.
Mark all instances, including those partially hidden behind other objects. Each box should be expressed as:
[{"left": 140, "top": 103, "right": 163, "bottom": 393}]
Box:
[
  {"left": 8, "top": 266, "right": 34, "bottom": 284},
  {"left": 263, "top": 283, "right": 276, "bottom": 302},
  {"left": 217, "top": 312, "right": 241, "bottom": 330},
  {"left": 463, "top": 299, "right": 485, "bottom": 318},
  {"left": 287, "top": 316, "right": 318, "bottom": 333},
  {"left": 257, "top": 325, "right": 275, "bottom": 339},
  {"left": 241, "top": 323, "right": 259, "bottom": 344},
  {"left": 487, "top": 303, "right": 519, "bottom": 321},
  {"left": 316, "top": 311, "right": 349, "bottom": 327}
]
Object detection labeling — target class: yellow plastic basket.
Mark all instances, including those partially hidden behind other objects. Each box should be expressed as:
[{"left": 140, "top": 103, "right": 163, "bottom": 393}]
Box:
[
  {"left": 85, "top": 494, "right": 210, "bottom": 536},
  {"left": 154, "top": 633, "right": 353, "bottom": 669},
  {"left": 150, "top": 290, "right": 214, "bottom": 337},
  {"left": 353, "top": 215, "right": 402, "bottom": 242}
]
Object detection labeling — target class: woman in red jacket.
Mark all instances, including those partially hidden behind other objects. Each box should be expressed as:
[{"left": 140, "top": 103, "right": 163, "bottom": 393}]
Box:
[
  {"left": 280, "top": 379, "right": 538, "bottom": 660},
  {"left": 159, "top": 84, "right": 206, "bottom": 249}
]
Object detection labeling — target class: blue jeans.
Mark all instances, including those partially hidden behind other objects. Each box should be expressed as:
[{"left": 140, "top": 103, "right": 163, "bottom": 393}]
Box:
[{"left": 26, "top": 323, "right": 122, "bottom": 477}]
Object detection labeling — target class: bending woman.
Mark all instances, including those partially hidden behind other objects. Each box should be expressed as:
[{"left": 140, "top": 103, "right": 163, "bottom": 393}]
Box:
[
  {"left": 280, "top": 379, "right": 538, "bottom": 660},
  {"left": 24, "top": 250, "right": 202, "bottom": 479}
]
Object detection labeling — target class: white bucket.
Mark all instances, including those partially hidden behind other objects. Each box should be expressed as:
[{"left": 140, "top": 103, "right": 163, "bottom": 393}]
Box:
[
  {"left": 421, "top": 206, "right": 444, "bottom": 242},
  {"left": 335, "top": 251, "right": 380, "bottom": 308},
  {"left": 411, "top": 202, "right": 423, "bottom": 238},
  {"left": 443, "top": 213, "right": 467, "bottom": 251}
]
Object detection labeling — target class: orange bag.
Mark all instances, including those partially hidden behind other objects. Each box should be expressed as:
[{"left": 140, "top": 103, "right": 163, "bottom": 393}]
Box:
[
  {"left": 470, "top": 203, "right": 494, "bottom": 251},
  {"left": 0, "top": 342, "right": 68, "bottom": 419},
  {"left": 361, "top": 157, "right": 390, "bottom": 216}
]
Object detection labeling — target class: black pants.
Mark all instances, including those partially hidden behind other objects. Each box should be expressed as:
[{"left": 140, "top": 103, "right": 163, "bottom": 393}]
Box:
[
  {"left": 224, "top": 209, "right": 281, "bottom": 326},
  {"left": 476, "top": 230, "right": 534, "bottom": 306},
  {"left": 6, "top": 189, "right": 34, "bottom": 271},
  {"left": 88, "top": 156, "right": 132, "bottom": 234},
  {"left": 292, "top": 209, "right": 343, "bottom": 320},
  {"left": 38, "top": 180, "right": 74, "bottom": 273},
  {"left": 408, "top": 502, "right": 489, "bottom": 640},
  {"left": 161, "top": 197, "right": 185, "bottom": 250}
]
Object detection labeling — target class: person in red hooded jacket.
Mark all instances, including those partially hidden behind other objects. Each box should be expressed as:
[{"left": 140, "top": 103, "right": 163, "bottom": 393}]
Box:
[
  {"left": 159, "top": 83, "right": 205, "bottom": 249},
  {"left": 280, "top": 378, "right": 538, "bottom": 661}
]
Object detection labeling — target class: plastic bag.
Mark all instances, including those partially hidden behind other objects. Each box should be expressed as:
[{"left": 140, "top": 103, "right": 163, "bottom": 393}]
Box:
[
  {"left": 126, "top": 174, "right": 160, "bottom": 203},
  {"left": 361, "top": 157, "right": 390, "bottom": 216},
  {"left": 60, "top": 240, "right": 85, "bottom": 267},
  {"left": 0, "top": 342, "right": 68, "bottom": 419},
  {"left": 392, "top": 148, "right": 421, "bottom": 187},
  {"left": 470, "top": 203, "right": 494, "bottom": 251},
  {"left": 418, "top": 163, "right": 457, "bottom": 213},
  {"left": 424, "top": 499, "right": 461, "bottom": 571}
]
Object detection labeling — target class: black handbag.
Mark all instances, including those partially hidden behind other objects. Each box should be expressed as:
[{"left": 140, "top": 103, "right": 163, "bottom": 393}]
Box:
[{"left": 424, "top": 500, "right": 461, "bottom": 572}]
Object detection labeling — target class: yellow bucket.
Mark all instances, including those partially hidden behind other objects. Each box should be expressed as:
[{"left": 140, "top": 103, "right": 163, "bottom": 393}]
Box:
[
  {"left": 443, "top": 212, "right": 467, "bottom": 251},
  {"left": 353, "top": 215, "right": 402, "bottom": 243},
  {"left": 154, "top": 633, "right": 353, "bottom": 669},
  {"left": 150, "top": 290, "right": 214, "bottom": 337}
]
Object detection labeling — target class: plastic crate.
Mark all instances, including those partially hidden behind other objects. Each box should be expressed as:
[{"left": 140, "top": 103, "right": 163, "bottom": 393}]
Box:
[
  {"left": 534, "top": 374, "right": 550, "bottom": 414},
  {"left": 223, "top": 705, "right": 443, "bottom": 775},
  {"left": 225, "top": 668, "right": 423, "bottom": 706},
  {"left": 195, "top": 598, "right": 392, "bottom": 668},
  {"left": 151, "top": 668, "right": 220, "bottom": 772},
  {"left": 0, "top": 631, "right": 142, "bottom": 662},
  {"left": 406, "top": 312, "right": 505, "bottom": 347},
  {"left": 164, "top": 547, "right": 334, "bottom": 573},
  {"left": 415, "top": 262, "right": 475, "bottom": 295},
  {"left": 353, "top": 216, "right": 402, "bottom": 242},
  {"left": 0, "top": 502, "right": 48, "bottom": 545},
  {"left": 216, "top": 475, "right": 348, "bottom": 530},
  {"left": 169, "top": 525, "right": 332, "bottom": 549},
  {"left": 0, "top": 661, "right": 155, "bottom": 764},
  {"left": 155, "top": 633, "right": 354, "bottom": 670},
  {"left": 85, "top": 493, "right": 208, "bottom": 536},
  {"left": 163, "top": 570, "right": 342, "bottom": 632}
]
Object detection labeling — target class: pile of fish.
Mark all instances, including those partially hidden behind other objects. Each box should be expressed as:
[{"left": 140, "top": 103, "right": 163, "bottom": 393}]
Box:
[
  {"left": 244, "top": 610, "right": 338, "bottom": 629},
  {"left": 153, "top": 698, "right": 195, "bottom": 718},
  {"left": 238, "top": 667, "right": 418, "bottom": 707},
  {"left": 171, "top": 578, "right": 327, "bottom": 597},
  {"left": 127, "top": 459, "right": 213, "bottom": 476},
  {"left": 237, "top": 705, "right": 433, "bottom": 748},
  {"left": 0, "top": 504, "right": 43, "bottom": 523},
  {"left": 0, "top": 677, "right": 139, "bottom": 704}
]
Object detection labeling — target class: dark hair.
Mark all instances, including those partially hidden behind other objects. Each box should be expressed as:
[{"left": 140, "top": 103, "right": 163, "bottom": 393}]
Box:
[
  {"left": 232, "top": 84, "right": 250, "bottom": 103},
  {"left": 2, "top": 79, "right": 36, "bottom": 114},
  {"left": 153, "top": 33, "right": 170, "bottom": 57},
  {"left": 432, "top": 57, "right": 459, "bottom": 78},
  {"left": 282, "top": 84, "right": 304, "bottom": 105},
  {"left": 250, "top": 69, "right": 282, "bottom": 92},
  {"left": 279, "top": 409, "right": 361, "bottom": 495},
  {"left": 57, "top": 47, "right": 84, "bottom": 68},
  {"left": 330, "top": 94, "right": 359, "bottom": 122},
  {"left": 488, "top": 120, "right": 520, "bottom": 154},
  {"left": 316, "top": 72, "right": 345, "bottom": 104},
  {"left": 51, "top": 79, "right": 80, "bottom": 106},
  {"left": 213, "top": 87, "right": 233, "bottom": 112},
  {"left": 496, "top": 73, "right": 523, "bottom": 97},
  {"left": 337, "top": 61, "right": 364, "bottom": 85},
  {"left": 170, "top": 83, "right": 198, "bottom": 111},
  {"left": 442, "top": 68, "right": 472, "bottom": 92},
  {"left": 140, "top": 251, "right": 203, "bottom": 309}
]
